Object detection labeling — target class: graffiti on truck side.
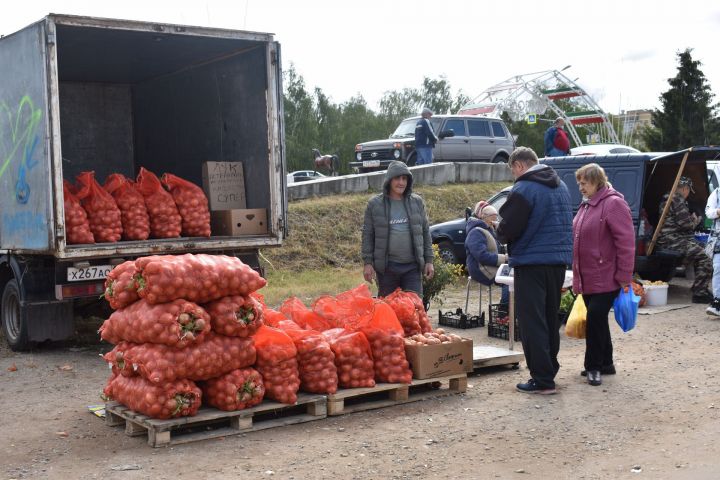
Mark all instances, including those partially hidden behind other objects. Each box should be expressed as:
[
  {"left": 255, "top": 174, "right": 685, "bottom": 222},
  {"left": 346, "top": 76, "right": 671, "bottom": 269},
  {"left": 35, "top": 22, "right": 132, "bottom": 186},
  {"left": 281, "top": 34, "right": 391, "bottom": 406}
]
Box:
[
  {"left": 0, "top": 211, "right": 46, "bottom": 249},
  {"left": 0, "top": 95, "right": 42, "bottom": 204}
]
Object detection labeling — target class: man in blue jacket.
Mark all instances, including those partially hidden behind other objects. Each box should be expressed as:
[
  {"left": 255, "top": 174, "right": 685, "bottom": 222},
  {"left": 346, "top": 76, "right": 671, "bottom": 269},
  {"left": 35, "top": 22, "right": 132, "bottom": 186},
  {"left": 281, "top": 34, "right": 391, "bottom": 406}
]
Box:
[
  {"left": 497, "top": 147, "right": 573, "bottom": 395},
  {"left": 415, "top": 107, "right": 438, "bottom": 165}
]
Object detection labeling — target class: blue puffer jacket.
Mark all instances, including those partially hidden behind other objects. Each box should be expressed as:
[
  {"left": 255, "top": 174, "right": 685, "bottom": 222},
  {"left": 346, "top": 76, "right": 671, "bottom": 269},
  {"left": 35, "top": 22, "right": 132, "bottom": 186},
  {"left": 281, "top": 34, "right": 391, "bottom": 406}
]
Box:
[
  {"left": 465, "top": 217, "right": 505, "bottom": 285},
  {"left": 497, "top": 164, "right": 573, "bottom": 267}
]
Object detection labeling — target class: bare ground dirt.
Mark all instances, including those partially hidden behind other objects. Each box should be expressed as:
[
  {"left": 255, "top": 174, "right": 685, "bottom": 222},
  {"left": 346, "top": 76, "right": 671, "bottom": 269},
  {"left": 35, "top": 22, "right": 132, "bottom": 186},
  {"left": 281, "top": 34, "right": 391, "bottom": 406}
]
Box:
[{"left": 1, "top": 277, "right": 719, "bottom": 480}]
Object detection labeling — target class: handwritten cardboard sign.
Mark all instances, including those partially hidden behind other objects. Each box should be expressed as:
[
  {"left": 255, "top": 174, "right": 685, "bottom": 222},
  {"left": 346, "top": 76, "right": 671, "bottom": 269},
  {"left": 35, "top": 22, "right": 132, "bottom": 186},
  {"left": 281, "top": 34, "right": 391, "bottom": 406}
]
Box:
[{"left": 202, "top": 161, "right": 246, "bottom": 210}]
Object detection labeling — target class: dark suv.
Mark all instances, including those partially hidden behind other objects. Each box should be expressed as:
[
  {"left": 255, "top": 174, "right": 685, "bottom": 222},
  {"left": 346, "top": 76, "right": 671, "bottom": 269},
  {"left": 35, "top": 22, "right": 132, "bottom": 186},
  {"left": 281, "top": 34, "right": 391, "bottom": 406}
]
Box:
[{"left": 351, "top": 114, "right": 515, "bottom": 173}]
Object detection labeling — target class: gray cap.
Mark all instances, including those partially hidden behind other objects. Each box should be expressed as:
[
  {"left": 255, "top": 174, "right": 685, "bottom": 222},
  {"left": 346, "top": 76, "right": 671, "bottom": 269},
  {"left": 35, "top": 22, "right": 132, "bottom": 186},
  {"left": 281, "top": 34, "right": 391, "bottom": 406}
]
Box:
[
  {"left": 678, "top": 176, "right": 695, "bottom": 193},
  {"left": 421, "top": 107, "right": 433, "bottom": 116}
]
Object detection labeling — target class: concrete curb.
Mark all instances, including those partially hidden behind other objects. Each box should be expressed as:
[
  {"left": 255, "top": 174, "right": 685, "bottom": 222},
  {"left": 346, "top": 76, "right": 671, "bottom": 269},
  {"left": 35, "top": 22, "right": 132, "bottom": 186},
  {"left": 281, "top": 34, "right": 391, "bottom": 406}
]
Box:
[{"left": 288, "top": 162, "right": 512, "bottom": 201}]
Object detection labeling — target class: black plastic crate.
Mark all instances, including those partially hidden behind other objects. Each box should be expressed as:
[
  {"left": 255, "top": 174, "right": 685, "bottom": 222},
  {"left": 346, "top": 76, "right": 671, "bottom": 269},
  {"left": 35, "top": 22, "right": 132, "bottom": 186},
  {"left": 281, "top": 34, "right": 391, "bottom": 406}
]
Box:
[
  {"left": 438, "top": 308, "right": 485, "bottom": 329},
  {"left": 488, "top": 303, "right": 521, "bottom": 341}
]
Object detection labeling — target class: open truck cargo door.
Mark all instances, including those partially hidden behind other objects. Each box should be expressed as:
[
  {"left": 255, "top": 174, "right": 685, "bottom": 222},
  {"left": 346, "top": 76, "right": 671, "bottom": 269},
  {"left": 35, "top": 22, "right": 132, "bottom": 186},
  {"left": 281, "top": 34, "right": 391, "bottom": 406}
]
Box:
[
  {"left": 0, "top": 19, "right": 55, "bottom": 252},
  {"left": 0, "top": 15, "right": 288, "bottom": 350}
]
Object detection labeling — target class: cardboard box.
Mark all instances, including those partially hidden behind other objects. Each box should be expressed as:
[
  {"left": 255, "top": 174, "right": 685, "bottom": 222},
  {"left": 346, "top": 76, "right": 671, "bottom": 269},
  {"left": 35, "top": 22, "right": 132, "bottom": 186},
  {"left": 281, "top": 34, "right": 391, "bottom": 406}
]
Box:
[
  {"left": 404, "top": 338, "right": 473, "bottom": 379},
  {"left": 202, "top": 161, "right": 246, "bottom": 210},
  {"left": 211, "top": 209, "right": 267, "bottom": 236}
]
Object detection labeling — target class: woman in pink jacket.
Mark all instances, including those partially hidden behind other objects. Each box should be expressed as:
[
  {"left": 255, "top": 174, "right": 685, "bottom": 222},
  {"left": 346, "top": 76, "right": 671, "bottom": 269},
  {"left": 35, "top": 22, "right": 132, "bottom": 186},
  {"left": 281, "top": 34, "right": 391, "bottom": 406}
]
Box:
[{"left": 572, "top": 163, "right": 635, "bottom": 386}]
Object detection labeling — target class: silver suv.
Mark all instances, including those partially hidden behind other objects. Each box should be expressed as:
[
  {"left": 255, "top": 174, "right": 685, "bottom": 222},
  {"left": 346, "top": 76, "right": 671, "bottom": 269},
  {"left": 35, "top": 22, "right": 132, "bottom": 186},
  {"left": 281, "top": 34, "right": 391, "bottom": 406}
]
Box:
[{"left": 351, "top": 114, "right": 515, "bottom": 172}]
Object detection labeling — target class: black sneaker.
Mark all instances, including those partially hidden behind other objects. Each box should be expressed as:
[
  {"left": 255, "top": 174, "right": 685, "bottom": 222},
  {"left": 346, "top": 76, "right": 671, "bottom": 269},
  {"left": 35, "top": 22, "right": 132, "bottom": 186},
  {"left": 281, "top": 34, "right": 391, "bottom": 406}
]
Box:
[
  {"left": 706, "top": 298, "right": 720, "bottom": 316},
  {"left": 581, "top": 365, "right": 616, "bottom": 376},
  {"left": 587, "top": 370, "right": 602, "bottom": 386},
  {"left": 692, "top": 292, "right": 713, "bottom": 304},
  {"left": 516, "top": 379, "right": 556, "bottom": 395}
]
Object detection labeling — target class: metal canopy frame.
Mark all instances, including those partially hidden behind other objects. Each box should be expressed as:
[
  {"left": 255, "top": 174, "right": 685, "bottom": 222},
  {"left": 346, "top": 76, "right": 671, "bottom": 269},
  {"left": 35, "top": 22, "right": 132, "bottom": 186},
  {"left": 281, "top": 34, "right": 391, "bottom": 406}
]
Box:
[{"left": 458, "top": 69, "right": 619, "bottom": 147}]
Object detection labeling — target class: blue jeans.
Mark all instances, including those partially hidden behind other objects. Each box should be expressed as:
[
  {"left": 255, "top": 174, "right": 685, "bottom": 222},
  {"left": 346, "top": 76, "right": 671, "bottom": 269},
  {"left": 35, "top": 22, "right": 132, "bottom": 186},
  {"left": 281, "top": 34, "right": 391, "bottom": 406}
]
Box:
[
  {"left": 377, "top": 261, "right": 422, "bottom": 297},
  {"left": 500, "top": 284, "right": 510, "bottom": 305},
  {"left": 548, "top": 147, "right": 567, "bottom": 157},
  {"left": 415, "top": 147, "right": 433, "bottom": 165},
  {"left": 713, "top": 253, "right": 720, "bottom": 299}
]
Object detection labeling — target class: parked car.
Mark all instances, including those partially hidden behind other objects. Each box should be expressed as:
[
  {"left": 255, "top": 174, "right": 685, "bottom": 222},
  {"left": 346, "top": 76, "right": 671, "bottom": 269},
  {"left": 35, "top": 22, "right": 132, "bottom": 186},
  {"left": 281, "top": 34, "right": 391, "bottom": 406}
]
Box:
[
  {"left": 350, "top": 114, "right": 515, "bottom": 173},
  {"left": 430, "top": 147, "right": 720, "bottom": 281},
  {"left": 569, "top": 144, "right": 641, "bottom": 156},
  {"left": 287, "top": 170, "right": 326, "bottom": 184}
]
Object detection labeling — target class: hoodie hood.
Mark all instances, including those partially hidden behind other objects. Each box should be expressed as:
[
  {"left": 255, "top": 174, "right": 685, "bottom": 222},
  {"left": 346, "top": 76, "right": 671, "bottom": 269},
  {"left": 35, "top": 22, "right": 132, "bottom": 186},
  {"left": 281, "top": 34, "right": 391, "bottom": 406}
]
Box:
[
  {"left": 466, "top": 216, "right": 488, "bottom": 230},
  {"left": 383, "top": 161, "right": 414, "bottom": 195},
  {"left": 586, "top": 185, "right": 624, "bottom": 207},
  {"left": 516, "top": 164, "right": 560, "bottom": 188}
]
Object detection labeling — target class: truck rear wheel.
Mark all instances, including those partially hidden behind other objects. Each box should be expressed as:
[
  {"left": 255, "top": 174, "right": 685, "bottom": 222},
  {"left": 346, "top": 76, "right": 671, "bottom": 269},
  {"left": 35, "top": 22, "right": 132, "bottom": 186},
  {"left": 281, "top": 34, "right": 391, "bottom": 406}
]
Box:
[
  {"left": 492, "top": 154, "right": 508, "bottom": 164},
  {"left": 1, "top": 279, "right": 31, "bottom": 351}
]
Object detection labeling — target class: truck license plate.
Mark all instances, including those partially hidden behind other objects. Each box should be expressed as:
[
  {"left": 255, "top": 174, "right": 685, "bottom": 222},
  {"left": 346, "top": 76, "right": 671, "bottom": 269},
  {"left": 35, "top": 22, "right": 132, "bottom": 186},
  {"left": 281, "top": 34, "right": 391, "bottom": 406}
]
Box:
[
  {"left": 363, "top": 160, "right": 381, "bottom": 167},
  {"left": 67, "top": 265, "right": 112, "bottom": 282}
]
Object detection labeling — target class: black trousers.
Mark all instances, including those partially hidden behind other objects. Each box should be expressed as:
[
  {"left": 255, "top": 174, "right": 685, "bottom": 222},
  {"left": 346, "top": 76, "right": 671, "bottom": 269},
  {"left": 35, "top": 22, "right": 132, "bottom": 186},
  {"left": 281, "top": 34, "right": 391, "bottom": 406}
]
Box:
[
  {"left": 514, "top": 265, "right": 566, "bottom": 389},
  {"left": 582, "top": 290, "right": 619, "bottom": 371}
]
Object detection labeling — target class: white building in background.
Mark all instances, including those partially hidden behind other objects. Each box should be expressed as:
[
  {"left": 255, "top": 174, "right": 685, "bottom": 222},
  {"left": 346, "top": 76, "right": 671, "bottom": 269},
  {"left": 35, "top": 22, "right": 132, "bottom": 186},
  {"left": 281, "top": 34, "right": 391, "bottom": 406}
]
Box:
[{"left": 614, "top": 109, "right": 653, "bottom": 149}]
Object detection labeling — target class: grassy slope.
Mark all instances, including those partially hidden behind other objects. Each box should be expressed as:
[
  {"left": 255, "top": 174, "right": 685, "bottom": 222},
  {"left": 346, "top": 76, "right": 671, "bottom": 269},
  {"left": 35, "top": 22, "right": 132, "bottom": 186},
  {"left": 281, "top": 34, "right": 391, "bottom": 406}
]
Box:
[{"left": 259, "top": 181, "right": 511, "bottom": 306}]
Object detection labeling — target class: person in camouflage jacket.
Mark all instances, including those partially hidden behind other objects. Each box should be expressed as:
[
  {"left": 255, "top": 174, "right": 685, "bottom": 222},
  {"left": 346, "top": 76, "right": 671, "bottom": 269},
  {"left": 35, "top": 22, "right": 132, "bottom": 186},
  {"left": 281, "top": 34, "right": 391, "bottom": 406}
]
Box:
[{"left": 656, "top": 176, "right": 712, "bottom": 303}]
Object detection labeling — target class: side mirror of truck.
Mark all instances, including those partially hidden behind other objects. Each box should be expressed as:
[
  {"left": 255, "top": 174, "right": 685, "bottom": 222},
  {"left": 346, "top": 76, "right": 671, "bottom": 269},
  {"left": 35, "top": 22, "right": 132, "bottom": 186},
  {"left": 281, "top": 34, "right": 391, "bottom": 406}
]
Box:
[{"left": 439, "top": 130, "right": 455, "bottom": 139}]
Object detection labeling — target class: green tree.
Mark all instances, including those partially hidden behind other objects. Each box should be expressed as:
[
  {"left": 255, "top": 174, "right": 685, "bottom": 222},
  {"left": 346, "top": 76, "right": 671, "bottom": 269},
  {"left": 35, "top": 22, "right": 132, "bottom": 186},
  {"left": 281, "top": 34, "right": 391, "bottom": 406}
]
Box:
[
  {"left": 378, "top": 87, "right": 421, "bottom": 131},
  {"left": 503, "top": 115, "right": 543, "bottom": 154},
  {"left": 283, "top": 65, "right": 319, "bottom": 171},
  {"left": 419, "top": 76, "right": 470, "bottom": 115},
  {"left": 314, "top": 87, "right": 342, "bottom": 160},
  {"left": 641, "top": 49, "right": 720, "bottom": 150},
  {"left": 335, "top": 95, "right": 387, "bottom": 173},
  {"left": 282, "top": 70, "right": 473, "bottom": 174}
]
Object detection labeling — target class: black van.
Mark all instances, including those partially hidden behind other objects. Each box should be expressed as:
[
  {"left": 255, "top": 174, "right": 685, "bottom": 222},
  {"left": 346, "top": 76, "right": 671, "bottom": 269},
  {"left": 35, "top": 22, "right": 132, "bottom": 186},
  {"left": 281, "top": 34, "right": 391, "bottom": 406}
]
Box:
[
  {"left": 430, "top": 146, "right": 720, "bottom": 281},
  {"left": 543, "top": 147, "right": 719, "bottom": 280}
]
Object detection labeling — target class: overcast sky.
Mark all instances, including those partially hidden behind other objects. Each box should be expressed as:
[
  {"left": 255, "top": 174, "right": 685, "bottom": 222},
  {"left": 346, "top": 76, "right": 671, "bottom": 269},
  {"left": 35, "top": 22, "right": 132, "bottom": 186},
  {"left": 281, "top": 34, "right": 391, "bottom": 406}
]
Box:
[{"left": 3, "top": 0, "right": 719, "bottom": 115}]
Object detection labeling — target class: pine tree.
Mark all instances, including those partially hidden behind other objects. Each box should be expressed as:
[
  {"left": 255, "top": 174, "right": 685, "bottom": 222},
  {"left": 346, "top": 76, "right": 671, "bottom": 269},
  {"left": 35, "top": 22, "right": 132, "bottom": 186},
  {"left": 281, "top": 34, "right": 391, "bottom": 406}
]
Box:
[{"left": 642, "top": 49, "right": 719, "bottom": 150}]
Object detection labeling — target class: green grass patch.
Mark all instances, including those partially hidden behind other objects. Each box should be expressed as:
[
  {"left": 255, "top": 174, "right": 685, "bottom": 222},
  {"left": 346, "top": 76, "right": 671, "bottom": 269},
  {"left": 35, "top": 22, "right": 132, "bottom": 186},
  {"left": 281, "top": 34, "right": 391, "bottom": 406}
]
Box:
[
  {"left": 261, "top": 267, "right": 363, "bottom": 308},
  {"left": 260, "top": 181, "right": 511, "bottom": 274}
]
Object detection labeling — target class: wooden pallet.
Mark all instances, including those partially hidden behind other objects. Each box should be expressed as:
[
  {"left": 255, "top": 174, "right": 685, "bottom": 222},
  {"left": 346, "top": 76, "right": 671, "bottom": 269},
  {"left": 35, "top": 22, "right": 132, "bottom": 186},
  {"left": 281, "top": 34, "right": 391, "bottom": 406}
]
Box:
[
  {"left": 326, "top": 373, "right": 467, "bottom": 416},
  {"left": 105, "top": 393, "right": 327, "bottom": 447}
]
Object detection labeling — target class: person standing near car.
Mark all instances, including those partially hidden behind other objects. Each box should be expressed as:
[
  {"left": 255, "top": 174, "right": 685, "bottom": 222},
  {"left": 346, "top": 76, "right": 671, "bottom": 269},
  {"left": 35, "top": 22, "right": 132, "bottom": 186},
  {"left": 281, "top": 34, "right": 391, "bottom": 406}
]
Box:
[
  {"left": 544, "top": 117, "right": 571, "bottom": 157},
  {"left": 572, "top": 163, "right": 635, "bottom": 387},
  {"left": 656, "top": 177, "right": 713, "bottom": 304},
  {"left": 497, "top": 146, "right": 573, "bottom": 395},
  {"left": 704, "top": 186, "right": 720, "bottom": 316},
  {"left": 362, "top": 161, "right": 434, "bottom": 297},
  {"left": 414, "top": 107, "right": 438, "bottom": 165}
]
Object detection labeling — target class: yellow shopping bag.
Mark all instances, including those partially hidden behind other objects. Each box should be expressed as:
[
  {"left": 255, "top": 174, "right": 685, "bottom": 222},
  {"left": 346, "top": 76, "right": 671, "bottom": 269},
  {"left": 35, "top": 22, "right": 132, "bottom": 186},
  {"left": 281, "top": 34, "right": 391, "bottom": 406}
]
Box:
[{"left": 565, "top": 294, "right": 587, "bottom": 339}]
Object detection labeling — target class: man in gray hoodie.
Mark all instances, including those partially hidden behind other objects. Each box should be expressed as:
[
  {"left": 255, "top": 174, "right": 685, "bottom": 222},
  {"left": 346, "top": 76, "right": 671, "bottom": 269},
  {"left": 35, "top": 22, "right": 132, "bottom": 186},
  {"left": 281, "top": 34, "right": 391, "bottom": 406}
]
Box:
[{"left": 362, "top": 161, "right": 434, "bottom": 296}]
